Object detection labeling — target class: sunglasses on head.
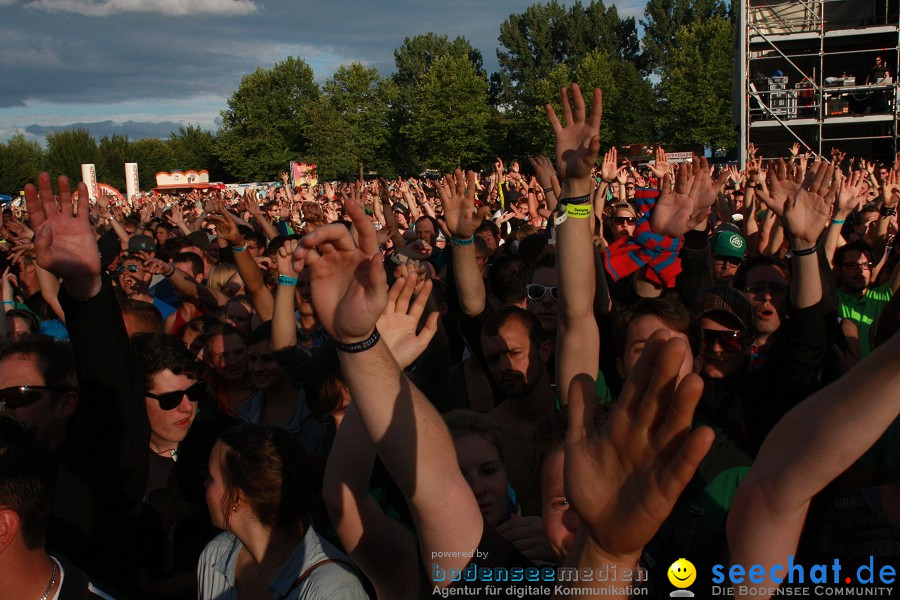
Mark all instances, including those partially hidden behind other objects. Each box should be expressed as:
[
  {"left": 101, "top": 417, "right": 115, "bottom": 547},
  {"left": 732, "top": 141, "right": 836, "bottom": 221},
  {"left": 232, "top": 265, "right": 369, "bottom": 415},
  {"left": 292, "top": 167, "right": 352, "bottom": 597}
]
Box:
[
  {"left": 145, "top": 381, "right": 206, "bottom": 411},
  {"left": 526, "top": 284, "right": 559, "bottom": 301},
  {"left": 702, "top": 329, "right": 743, "bottom": 352},
  {"left": 0, "top": 385, "right": 66, "bottom": 410},
  {"left": 612, "top": 216, "right": 636, "bottom": 226}
]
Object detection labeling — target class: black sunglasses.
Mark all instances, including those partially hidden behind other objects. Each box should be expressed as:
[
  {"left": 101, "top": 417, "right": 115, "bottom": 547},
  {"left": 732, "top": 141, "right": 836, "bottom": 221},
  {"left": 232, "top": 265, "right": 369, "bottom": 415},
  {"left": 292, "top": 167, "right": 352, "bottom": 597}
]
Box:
[
  {"left": 145, "top": 381, "right": 206, "bottom": 411},
  {"left": 612, "top": 216, "right": 636, "bottom": 226},
  {"left": 0, "top": 385, "right": 67, "bottom": 409},
  {"left": 702, "top": 329, "right": 743, "bottom": 352},
  {"left": 526, "top": 284, "right": 559, "bottom": 301},
  {"left": 713, "top": 255, "right": 742, "bottom": 267}
]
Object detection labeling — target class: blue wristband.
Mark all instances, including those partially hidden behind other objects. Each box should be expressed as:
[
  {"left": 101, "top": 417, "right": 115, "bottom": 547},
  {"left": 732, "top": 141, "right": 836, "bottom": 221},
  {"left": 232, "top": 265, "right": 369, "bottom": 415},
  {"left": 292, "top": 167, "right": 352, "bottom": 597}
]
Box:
[
  {"left": 451, "top": 236, "right": 475, "bottom": 246},
  {"left": 232, "top": 244, "right": 248, "bottom": 252},
  {"left": 831, "top": 219, "right": 846, "bottom": 225},
  {"left": 277, "top": 274, "right": 298, "bottom": 286}
]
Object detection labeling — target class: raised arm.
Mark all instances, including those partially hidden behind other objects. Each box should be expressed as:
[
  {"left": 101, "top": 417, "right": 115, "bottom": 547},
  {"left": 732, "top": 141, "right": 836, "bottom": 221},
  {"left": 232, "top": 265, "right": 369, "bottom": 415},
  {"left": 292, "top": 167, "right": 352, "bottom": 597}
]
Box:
[
  {"left": 545, "top": 84, "right": 602, "bottom": 408},
  {"left": 291, "top": 200, "right": 482, "bottom": 582},
  {"left": 439, "top": 170, "right": 488, "bottom": 317},
  {"left": 208, "top": 201, "right": 274, "bottom": 320},
  {"left": 727, "top": 329, "right": 900, "bottom": 600}
]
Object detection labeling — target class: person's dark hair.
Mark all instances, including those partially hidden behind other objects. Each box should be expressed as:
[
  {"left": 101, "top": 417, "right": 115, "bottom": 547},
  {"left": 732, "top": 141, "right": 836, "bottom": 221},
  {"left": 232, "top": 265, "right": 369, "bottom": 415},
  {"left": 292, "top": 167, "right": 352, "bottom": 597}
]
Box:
[
  {"left": 415, "top": 215, "right": 440, "bottom": 234},
  {"left": 181, "top": 315, "right": 221, "bottom": 348},
  {"left": 217, "top": 424, "right": 323, "bottom": 533},
  {"left": 444, "top": 410, "right": 504, "bottom": 463},
  {"left": 475, "top": 220, "right": 500, "bottom": 243},
  {"left": 247, "top": 321, "right": 273, "bottom": 348},
  {"left": 5, "top": 309, "right": 40, "bottom": 335},
  {"left": 488, "top": 255, "right": 528, "bottom": 305},
  {"left": 733, "top": 254, "right": 791, "bottom": 291},
  {"left": 527, "top": 251, "right": 556, "bottom": 281},
  {"left": 130, "top": 333, "right": 204, "bottom": 389},
  {"left": 518, "top": 234, "right": 549, "bottom": 266},
  {"left": 173, "top": 251, "right": 204, "bottom": 278},
  {"left": 304, "top": 341, "right": 346, "bottom": 420},
  {"left": 833, "top": 239, "right": 873, "bottom": 270},
  {"left": 0, "top": 335, "right": 77, "bottom": 392},
  {"left": 244, "top": 230, "right": 267, "bottom": 250},
  {"left": 613, "top": 298, "right": 701, "bottom": 358},
  {"left": 482, "top": 305, "right": 546, "bottom": 349},
  {"left": 0, "top": 415, "right": 55, "bottom": 549},
  {"left": 119, "top": 298, "right": 164, "bottom": 334}
]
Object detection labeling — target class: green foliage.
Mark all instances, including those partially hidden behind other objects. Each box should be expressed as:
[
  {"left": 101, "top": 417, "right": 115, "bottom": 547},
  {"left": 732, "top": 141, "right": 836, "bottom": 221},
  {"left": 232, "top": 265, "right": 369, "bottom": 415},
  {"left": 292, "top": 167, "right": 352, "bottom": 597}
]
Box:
[
  {"left": 216, "top": 57, "right": 321, "bottom": 181},
  {"left": 303, "top": 97, "right": 358, "bottom": 180},
  {"left": 0, "top": 132, "right": 44, "bottom": 196},
  {"left": 641, "top": 0, "right": 729, "bottom": 75},
  {"left": 393, "top": 33, "right": 483, "bottom": 90},
  {"left": 168, "top": 125, "right": 229, "bottom": 182},
  {"left": 318, "top": 63, "right": 396, "bottom": 178},
  {"left": 130, "top": 138, "right": 176, "bottom": 190},
  {"left": 44, "top": 129, "right": 98, "bottom": 185},
  {"left": 658, "top": 18, "right": 737, "bottom": 151},
  {"left": 403, "top": 54, "right": 492, "bottom": 172},
  {"left": 496, "top": 1, "right": 654, "bottom": 158},
  {"left": 95, "top": 134, "right": 131, "bottom": 191}
]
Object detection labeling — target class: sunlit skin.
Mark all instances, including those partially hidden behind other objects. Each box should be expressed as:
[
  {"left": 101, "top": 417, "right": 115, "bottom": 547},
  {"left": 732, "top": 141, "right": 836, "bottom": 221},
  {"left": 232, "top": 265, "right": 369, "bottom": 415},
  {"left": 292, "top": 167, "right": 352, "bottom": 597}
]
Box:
[
  {"left": 610, "top": 208, "right": 636, "bottom": 241},
  {"left": 481, "top": 319, "right": 550, "bottom": 399}
]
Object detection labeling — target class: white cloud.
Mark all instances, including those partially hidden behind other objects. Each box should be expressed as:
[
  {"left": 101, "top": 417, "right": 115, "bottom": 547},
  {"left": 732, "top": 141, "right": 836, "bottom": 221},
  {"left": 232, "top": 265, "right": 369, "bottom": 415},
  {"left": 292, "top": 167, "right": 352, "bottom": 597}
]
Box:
[{"left": 25, "top": 0, "right": 257, "bottom": 17}]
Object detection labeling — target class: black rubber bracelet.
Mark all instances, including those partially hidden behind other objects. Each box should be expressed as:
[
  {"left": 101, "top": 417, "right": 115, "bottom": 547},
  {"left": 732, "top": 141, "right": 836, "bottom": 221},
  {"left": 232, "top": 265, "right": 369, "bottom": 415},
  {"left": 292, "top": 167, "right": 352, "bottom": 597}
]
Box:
[
  {"left": 880, "top": 206, "right": 897, "bottom": 217},
  {"left": 543, "top": 186, "right": 554, "bottom": 195},
  {"left": 790, "top": 245, "right": 817, "bottom": 256},
  {"left": 333, "top": 329, "right": 381, "bottom": 353}
]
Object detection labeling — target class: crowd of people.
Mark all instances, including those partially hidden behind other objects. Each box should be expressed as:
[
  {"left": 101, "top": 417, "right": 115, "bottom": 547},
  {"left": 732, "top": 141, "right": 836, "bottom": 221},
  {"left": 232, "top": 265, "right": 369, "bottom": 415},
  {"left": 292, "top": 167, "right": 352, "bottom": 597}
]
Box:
[{"left": 0, "top": 84, "right": 898, "bottom": 600}]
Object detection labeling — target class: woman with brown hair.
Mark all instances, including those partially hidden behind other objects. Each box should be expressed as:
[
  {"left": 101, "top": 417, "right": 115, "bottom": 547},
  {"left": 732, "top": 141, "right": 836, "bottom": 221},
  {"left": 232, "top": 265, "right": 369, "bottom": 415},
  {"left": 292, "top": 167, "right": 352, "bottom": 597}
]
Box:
[{"left": 198, "top": 424, "right": 367, "bottom": 599}]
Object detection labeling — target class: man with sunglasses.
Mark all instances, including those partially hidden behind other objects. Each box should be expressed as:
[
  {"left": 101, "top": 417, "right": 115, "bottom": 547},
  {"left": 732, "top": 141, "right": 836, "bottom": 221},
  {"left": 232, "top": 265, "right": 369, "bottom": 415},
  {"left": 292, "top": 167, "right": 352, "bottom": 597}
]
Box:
[
  {"left": 834, "top": 240, "right": 899, "bottom": 358},
  {"left": 21, "top": 172, "right": 228, "bottom": 597},
  {"left": 115, "top": 255, "right": 175, "bottom": 326},
  {"left": 710, "top": 230, "right": 746, "bottom": 284}
]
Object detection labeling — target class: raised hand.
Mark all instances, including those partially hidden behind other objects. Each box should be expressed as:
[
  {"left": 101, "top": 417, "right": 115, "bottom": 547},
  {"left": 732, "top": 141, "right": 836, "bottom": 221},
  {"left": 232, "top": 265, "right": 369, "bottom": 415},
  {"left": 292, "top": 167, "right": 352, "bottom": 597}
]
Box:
[
  {"left": 600, "top": 147, "right": 618, "bottom": 182},
  {"left": 528, "top": 156, "right": 560, "bottom": 197},
  {"left": 376, "top": 273, "right": 439, "bottom": 369},
  {"left": 790, "top": 142, "right": 800, "bottom": 158},
  {"left": 836, "top": 171, "right": 866, "bottom": 216},
  {"left": 564, "top": 331, "right": 714, "bottom": 561},
  {"left": 291, "top": 198, "right": 387, "bottom": 343},
  {"left": 784, "top": 160, "right": 835, "bottom": 247},
  {"left": 648, "top": 146, "right": 669, "bottom": 179},
  {"left": 438, "top": 170, "right": 488, "bottom": 239},
  {"left": 756, "top": 158, "right": 801, "bottom": 217},
  {"left": 207, "top": 200, "right": 242, "bottom": 246},
  {"left": 881, "top": 169, "right": 899, "bottom": 207},
  {"left": 24, "top": 173, "right": 100, "bottom": 299},
  {"left": 167, "top": 203, "right": 184, "bottom": 225},
  {"left": 546, "top": 84, "right": 602, "bottom": 191},
  {"left": 650, "top": 156, "right": 729, "bottom": 237}
]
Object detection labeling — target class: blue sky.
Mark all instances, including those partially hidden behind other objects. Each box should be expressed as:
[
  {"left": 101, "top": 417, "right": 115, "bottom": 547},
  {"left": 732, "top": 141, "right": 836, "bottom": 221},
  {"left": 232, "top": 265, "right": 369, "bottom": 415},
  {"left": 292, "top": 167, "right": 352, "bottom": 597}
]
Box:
[{"left": 0, "top": 0, "right": 646, "bottom": 144}]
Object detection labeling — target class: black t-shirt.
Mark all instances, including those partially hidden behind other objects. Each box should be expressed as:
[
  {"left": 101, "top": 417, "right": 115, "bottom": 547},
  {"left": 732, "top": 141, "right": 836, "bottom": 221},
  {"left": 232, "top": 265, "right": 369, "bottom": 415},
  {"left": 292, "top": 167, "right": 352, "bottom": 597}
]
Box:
[{"left": 429, "top": 522, "right": 551, "bottom": 599}]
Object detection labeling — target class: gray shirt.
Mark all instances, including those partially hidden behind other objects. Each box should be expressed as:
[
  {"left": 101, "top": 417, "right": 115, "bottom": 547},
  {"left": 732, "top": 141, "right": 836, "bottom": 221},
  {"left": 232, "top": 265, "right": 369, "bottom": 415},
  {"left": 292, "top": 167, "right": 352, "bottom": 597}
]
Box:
[{"left": 197, "top": 529, "right": 368, "bottom": 600}]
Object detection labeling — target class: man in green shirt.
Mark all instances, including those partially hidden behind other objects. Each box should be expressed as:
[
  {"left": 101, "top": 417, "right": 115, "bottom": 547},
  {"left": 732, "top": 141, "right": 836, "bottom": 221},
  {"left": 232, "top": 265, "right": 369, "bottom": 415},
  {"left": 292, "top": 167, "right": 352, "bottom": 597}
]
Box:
[{"left": 835, "top": 240, "right": 898, "bottom": 357}]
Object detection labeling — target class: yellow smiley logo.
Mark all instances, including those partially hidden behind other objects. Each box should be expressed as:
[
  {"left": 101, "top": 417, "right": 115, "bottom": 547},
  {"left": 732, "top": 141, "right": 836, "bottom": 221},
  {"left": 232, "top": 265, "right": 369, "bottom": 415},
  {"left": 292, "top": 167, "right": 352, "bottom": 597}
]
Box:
[{"left": 668, "top": 558, "right": 697, "bottom": 588}]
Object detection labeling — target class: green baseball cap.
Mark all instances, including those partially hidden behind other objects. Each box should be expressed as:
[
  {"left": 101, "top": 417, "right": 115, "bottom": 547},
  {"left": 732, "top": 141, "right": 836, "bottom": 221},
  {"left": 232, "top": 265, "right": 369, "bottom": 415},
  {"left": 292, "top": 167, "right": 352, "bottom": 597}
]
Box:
[{"left": 711, "top": 232, "right": 747, "bottom": 261}]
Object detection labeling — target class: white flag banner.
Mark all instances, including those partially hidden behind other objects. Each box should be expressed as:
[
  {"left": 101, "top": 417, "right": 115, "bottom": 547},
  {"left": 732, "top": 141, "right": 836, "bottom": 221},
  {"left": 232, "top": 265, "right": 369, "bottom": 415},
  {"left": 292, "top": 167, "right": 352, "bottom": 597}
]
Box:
[
  {"left": 125, "top": 162, "right": 140, "bottom": 206},
  {"left": 81, "top": 164, "right": 99, "bottom": 202}
]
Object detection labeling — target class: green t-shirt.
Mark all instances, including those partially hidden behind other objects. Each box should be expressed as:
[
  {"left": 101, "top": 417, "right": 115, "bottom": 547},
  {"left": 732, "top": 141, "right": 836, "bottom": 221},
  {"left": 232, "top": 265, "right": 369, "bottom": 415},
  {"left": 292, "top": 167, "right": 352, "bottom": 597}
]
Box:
[{"left": 838, "top": 283, "right": 893, "bottom": 358}]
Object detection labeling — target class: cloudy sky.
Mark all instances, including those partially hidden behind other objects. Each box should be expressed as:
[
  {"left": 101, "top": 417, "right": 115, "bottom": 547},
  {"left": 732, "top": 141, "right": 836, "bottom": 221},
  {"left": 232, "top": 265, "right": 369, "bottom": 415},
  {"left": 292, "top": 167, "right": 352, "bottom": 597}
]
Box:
[{"left": 0, "top": 0, "right": 646, "bottom": 144}]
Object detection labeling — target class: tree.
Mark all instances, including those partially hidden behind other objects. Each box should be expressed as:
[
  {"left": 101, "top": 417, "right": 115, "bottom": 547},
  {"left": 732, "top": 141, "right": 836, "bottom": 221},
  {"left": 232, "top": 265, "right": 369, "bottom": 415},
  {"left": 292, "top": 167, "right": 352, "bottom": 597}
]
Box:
[
  {"left": 216, "top": 57, "right": 321, "bottom": 181},
  {"left": 393, "top": 33, "right": 483, "bottom": 91},
  {"left": 403, "top": 54, "right": 492, "bottom": 172},
  {"left": 44, "top": 129, "right": 98, "bottom": 185},
  {"left": 658, "top": 18, "right": 736, "bottom": 151},
  {"left": 0, "top": 132, "right": 44, "bottom": 196},
  {"left": 641, "top": 0, "right": 729, "bottom": 75},
  {"left": 95, "top": 134, "right": 131, "bottom": 191},
  {"left": 322, "top": 63, "right": 396, "bottom": 177},
  {"left": 303, "top": 97, "right": 358, "bottom": 180},
  {"left": 130, "top": 138, "right": 176, "bottom": 191},
  {"left": 168, "top": 125, "right": 228, "bottom": 182}
]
